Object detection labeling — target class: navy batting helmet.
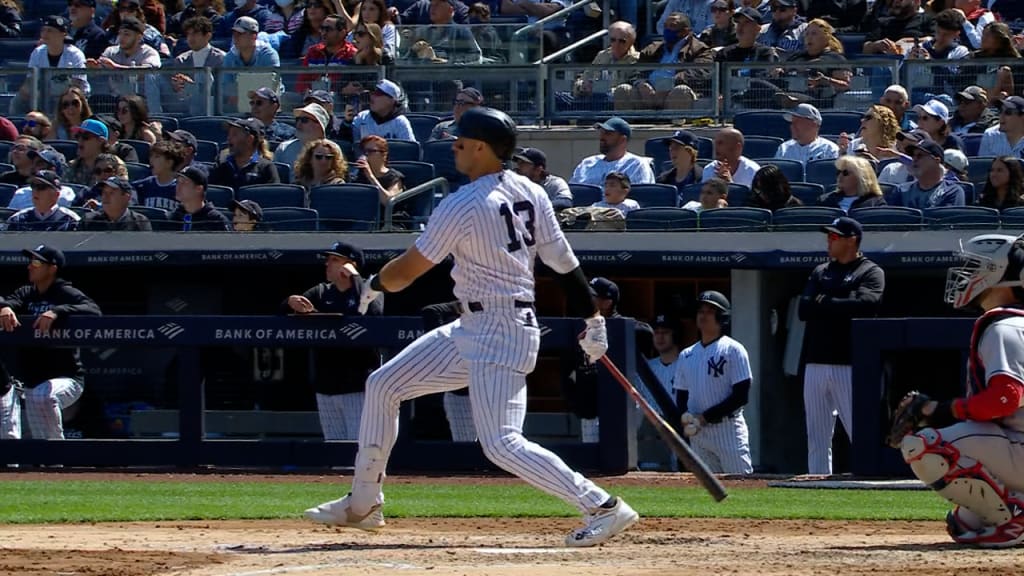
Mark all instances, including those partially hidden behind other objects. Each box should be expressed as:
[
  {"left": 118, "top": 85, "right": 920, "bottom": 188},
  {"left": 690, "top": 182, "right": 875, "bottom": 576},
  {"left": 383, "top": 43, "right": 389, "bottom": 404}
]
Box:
[
  {"left": 697, "top": 291, "right": 731, "bottom": 324},
  {"left": 456, "top": 106, "right": 517, "bottom": 161}
]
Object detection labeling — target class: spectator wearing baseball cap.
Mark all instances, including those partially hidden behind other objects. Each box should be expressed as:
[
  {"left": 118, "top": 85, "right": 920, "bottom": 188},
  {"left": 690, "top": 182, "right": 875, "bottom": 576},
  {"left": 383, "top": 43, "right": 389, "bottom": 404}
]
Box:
[
  {"left": 942, "top": 149, "right": 970, "bottom": 183},
  {"left": 27, "top": 16, "right": 90, "bottom": 108},
  {"left": 0, "top": 135, "right": 44, "bottom": 187},
  {"left": 571, "top": 117, "right": 655, "bottom": 187},
  {"left": 81, "top": 177, "right": 153, "bottom": 231},
  {"left": 8, "top": 148, "right": 77, "bottom": 211},
  {"left": 697, "top": 1, "right": 738, "bottom": 49},
  {"left": 91, "top": 16, "right": 162, "bottom": 75},
  {"left": 979, "top": 96, "right": 1024, "bottom": 158},
  {"left": 164, "top": 129, "right": 200, "bottom": 168},
  {"left": 6, "top": 171, "right": 81, "bottom": 231},
  {"left": 64, "top": 118, "right": 111, "bottom": 187},
  {"left": 218, "top": 1, "right": 272, "bottom": 38},
  {"left": 430, "top": 88, "right": 483, "bottom": 141},
  {"left": 757, "top": 0, "right": 806, "bottom": 55},
  {"left": 776, "top": 103, "right": 839, "bottom": 166},
  {"left": 232, "top": 199, "right": 264, "bottom": 232},
  {"left": 221, "top": 16, "right": 281, "bottom": 77},
  {"left": 168, "top": 0, "right": 224, "bottom": 39},
  {"left": 951, "top": 86, "right": 997, "bottom": 136},
  {"left": 351, "top": 80, "right": 416, "bottom": 144},
  {"left": 210, "top": 118, "right": 281, "bottom": 190},
  {"left": 247, "top": 87, "right": 295, "bottom": 142},
  {"left": 891, "top": 138, "right": 965, "bottom": 209},
  {"left": 656, "top": 130, "right": 702, "bottom": 196},
  {"left": 513, "top": 147, "right": 573, "bottom": 210},
  {"left": 274, "top": 103, "right": 330, "bottom": 171},
  {"left": 912, "top": 99, "right": 965, "bottom": 152},
  {"left": 875, "top": 128, "right": 928, "bottom": 186},
  {"left": 281, "top": 240, "right": 382, "bottom": 440},
  {"left": 170, "top": 165, "right": 232, "bottom": 231},
  {"left": 68, "top": 0, "right": 111, "bottom": 60},
  {"left": 96, "top": 115, "right": 140, "bottom": 164}
]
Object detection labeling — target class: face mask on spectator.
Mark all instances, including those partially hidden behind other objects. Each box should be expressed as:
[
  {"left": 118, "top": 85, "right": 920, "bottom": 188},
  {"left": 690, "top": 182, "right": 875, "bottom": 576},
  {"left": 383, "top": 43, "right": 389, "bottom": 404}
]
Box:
[
  {"left": 663, "top": 28, "right": 681, "bottom": 45},
  {"left": 275, "top": 0, "right": 293, "bottom": 6}
]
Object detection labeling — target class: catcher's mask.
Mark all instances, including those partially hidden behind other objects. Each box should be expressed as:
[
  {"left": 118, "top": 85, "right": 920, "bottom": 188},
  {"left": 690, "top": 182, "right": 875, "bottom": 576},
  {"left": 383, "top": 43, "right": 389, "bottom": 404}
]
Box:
[{"left": 945, "top": 233, "right": 1024, "bottom": 309}]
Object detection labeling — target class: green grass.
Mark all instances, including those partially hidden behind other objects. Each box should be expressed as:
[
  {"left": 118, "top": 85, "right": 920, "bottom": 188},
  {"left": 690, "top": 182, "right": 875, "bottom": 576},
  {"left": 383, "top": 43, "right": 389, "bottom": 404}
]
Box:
[{"left": 0, "top": 481, "right": 952, "bottom": 524}]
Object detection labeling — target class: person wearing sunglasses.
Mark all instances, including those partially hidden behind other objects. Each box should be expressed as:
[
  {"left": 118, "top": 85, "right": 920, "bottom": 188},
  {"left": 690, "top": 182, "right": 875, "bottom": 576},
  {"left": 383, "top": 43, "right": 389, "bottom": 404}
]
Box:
[
  {"left": 81, "top": 176, "right": 153, "bottom": 231},
  {"left": 69, "top": 0, "right": 113, "bottom": 60},
  {"left": 295, "top": 14, "right": 356, "bottom": 93},
  {"left": 210, "top": 117, "right": 281, "bottom": 190},
  {"left": 54, "top": 86, "right": 94, "bottom": 141},
  {"left": 217, "top": 0, "right": 271, "bottom": 38},
  {"left": 817, "top": 155, "right": 886, "bottom": 212},
  {"left": 351, "top": 80, "right": 416, "bottom": 143},
  {"left": 95, "top": 115, "right": 140, "bottom": 164},
  {"left": 0, "top": 135, "right": 43, "bottom": 187},
  {"left": 429, "top": 87, "right": 482, "bottom": 141},
  {"left": 23, "top": 15, "right": 90, "bottom": 115},
  {"left": 911, "top": 99, "right": 966, "bottom": 152},
  {"left": 19, "top": 112, "right": 54, "bottom": 141},
  {"left": 571, "top": 21, "right": 638, "bottom": 101},
  {"left": 352, "top": 134, "right": 405, "bottom": 206},
  {"left": 890, "top": 138, "right": 967, "bottom": 208},
  {"left": 6, "top": 170, "right": 81, "bottom": 231},
  {"left": 0, "top": 244, "right": 101, "bottom": 445},
  {"left": 698, "top": 0, "right": 738, "bottom": 48},
  {"left": 799, "top": 216, "right": 885, "bottom": 476},
  {"left": 65, "top": 119, "right": 112, "bottom": 186},
  {"left": 294, "top": 138, "right": 348, "bottom": 190},
  {"left": 275, "top": 103, "right": 330, "bottom": 173},
  {"left": 245, "top": 87, "right": 294, "bottom": 142},
  {"left": 979, "top": 96, "right": 1024, "bottom": 158},
  {"left": 76, "top": 153, "right": 128, "bottom": 209}
]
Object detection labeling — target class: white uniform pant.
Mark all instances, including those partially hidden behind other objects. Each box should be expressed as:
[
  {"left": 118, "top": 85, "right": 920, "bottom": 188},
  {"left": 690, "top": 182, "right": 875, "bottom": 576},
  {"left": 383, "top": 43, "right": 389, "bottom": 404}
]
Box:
[
  {"left": 690, "top": 414, "right": 752, "bottom": 474},
  {"left": 804, "top": 363, "right": 853, "bottom": 475},
  {"left": 354, "top": 308, "right": 611, "bottom": 514},
  {"left": 316, "top": 392, "right": 364, "bottom": 441},
  {"left": 443, "top": 391, "right": 476, "bottom": 442},
  {"left": 0, "top": 378, "right": 83, "bottom": 440}
]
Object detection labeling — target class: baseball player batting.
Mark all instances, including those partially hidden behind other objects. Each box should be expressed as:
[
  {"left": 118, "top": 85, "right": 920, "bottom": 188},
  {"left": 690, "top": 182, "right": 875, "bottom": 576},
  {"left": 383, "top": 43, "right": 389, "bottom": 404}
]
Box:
[
  {"left": 674, "top": 291, "right": 753, "bottom": 474},
  {"left": 303, "top": 106, "right": 639, "bottom": 547},
  {"left": 889, "top": 233, "right": 1024, "bottom": 548}
]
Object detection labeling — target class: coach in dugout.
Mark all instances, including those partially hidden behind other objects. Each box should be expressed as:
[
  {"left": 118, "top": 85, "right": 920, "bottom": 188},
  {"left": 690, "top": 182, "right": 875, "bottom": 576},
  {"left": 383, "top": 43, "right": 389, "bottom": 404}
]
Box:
[
  {"left": 0, "top": 245, "right": 102, "bottom": 441},
  {"left": 281, "top": 241, "right": 382, "bottom": 441},
  {"left": 798, "top": 217, "right": 884, "bottom": 475}
]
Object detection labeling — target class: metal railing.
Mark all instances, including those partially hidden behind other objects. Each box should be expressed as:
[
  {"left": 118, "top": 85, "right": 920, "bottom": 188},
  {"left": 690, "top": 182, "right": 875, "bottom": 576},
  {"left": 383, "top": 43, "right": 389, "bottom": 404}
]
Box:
[{"left": 903, "top": 58, "right": 1022, "bottom": 107}]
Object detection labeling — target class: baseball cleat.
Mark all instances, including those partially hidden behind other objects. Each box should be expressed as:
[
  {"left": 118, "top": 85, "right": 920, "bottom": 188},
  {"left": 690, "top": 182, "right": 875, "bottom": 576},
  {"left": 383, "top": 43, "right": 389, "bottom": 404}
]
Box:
[
  {"left": 303, "top": 493, "right": 385, "bottom": 531},
  {"left": 564, "top": 497, "right": 639, "bottom": 547},
  {"left": 948, "top": 505, "right": 1024, "bottom": 549}
]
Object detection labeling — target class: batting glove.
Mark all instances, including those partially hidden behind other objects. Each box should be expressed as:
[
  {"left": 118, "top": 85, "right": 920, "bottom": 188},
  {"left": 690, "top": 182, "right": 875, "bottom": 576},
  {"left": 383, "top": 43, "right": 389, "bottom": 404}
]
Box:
[
  {"left": 358, "top": 274, "right": 383, "bottom": 315},
  {"left": 578, "top": 315, "right": 607, "bottom": 364}
]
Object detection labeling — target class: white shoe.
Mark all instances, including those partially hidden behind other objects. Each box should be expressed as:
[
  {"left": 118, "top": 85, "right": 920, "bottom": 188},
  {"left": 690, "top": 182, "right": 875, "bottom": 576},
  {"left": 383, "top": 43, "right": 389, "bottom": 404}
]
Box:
[
  {"left": 304, "top": 493, "right": 385, "bottom": 531},
  {"left": 565, "top": 497, "right": 638, "bottom": 547}
]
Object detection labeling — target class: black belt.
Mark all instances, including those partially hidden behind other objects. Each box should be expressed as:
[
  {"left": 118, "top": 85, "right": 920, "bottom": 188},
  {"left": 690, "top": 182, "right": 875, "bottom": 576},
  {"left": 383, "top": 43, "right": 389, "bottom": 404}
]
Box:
[{"left": 465, "top": 301, "right": 534, "bottom": 312}]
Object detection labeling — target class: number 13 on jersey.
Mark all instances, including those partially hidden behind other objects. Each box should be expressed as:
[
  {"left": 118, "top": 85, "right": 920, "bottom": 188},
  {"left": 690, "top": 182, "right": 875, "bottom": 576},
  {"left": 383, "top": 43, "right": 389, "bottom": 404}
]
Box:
[{"left": 499, "top": 201, "right": 536, "bottom": 253}]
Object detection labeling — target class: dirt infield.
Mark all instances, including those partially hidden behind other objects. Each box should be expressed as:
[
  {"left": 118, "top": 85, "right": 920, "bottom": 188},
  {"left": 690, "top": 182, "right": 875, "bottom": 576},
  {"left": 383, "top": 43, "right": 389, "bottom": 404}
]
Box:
[{"left": 0, "top": 473, "right": 1019, "bottom": 576}]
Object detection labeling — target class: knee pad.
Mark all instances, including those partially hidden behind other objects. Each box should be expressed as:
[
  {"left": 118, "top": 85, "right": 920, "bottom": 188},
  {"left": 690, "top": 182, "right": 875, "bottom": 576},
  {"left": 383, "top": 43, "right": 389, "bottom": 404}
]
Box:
[{"left": 902, "top": 428, "right": 1018, "bottom": 527}]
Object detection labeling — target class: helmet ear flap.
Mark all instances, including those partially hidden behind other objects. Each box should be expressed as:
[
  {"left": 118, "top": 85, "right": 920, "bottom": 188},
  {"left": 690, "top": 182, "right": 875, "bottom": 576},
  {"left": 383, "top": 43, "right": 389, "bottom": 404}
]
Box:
[{"left": 1005, "top": 241, "right": 1024, "bottom": 288}]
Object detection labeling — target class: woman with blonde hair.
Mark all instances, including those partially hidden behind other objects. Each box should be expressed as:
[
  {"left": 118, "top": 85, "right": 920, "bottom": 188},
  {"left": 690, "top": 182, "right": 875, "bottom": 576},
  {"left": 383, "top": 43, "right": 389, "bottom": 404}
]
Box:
[
  {"left": 54, "top": 87, "right": 93, "bottom": 140},
  {"left": 841, "top": 104, "right": 899, "bottom": 158},
  {"left": 817, "top": 155, "right": 886, "bottom": 212},
  {"left": 78, "top": 153, "right": 129, "bottom": 208},
  {"left": 294, "top": 139, "right": 348, "bottom": 190},
  {"left": 780, "top": 19, "right": 850, "bottom": 108}
]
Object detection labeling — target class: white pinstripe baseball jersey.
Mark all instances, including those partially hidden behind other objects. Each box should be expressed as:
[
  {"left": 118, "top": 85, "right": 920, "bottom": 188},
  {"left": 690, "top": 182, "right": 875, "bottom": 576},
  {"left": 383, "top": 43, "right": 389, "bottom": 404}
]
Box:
[
  {"left": 415, "top": 170, "right": 579, "bottom": 303},
  {"left": 674, "top": 336, "right": 751, "bottom": 414},
  {"left": 646, "top": 356, "right": 679, "bottom": 396}
]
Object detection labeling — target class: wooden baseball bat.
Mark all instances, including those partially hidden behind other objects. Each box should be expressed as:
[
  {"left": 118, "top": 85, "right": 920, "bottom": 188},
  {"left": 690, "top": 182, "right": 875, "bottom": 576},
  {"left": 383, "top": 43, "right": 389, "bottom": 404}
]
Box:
[{"left": 598, "top": 356, "right": 728, "bottom": 502}]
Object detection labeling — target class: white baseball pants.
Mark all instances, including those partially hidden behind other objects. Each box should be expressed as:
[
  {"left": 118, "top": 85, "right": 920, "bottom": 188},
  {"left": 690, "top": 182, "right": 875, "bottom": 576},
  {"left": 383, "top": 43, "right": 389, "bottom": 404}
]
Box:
[
  {"left": 691, "top": 414, "right": 752, "bottom": 474},
  {"left": 0, "top": 378, "right": 83, "bottom": 440},
  {"left": 316, "top": 392, "right": 364, "bottom": 441},
  {"left": 443, "top": 391, "right": 476, "bottom": 442},
  {"left": 804, "top": 363, "right": 853, "bottom": 475}
]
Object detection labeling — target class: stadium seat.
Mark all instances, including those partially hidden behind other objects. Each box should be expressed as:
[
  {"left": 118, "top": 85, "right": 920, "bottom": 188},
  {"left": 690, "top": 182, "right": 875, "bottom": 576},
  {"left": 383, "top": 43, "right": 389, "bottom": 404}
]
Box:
[
  {"left": 643, "top": 136, "right": 714, "bottom": 169},
  {"left": 836, "top": 33, "right": 867, "bottom": 56},
  {"left": 237, "top": 184, "right": 306, "bottom": 208},
  {"left": 819, "top": 111, "right": 862, "bottom": 136},
  {"left": 1001, "top": 207, "right": 1024, "bottom": 228},
  {"left": 405, "top": 114, "right": 442, "bottom": 143},
  {"left": 629, "top": 184, "right": 677, "bottom": 208},
  {"left": 309, "top": 183, "right": 381, "bottom": 231},
  {"left": 386, "top": 139, "right": 422, "bottom": 162},
  {"left": 122, "top": 139, "right": 151, "bottom": 164},
  {"left": 743, "top": 136, "right": 784, "bottom": 159},
  {"left": 678, "top": 183, "right": 702, "bottom": 205},
  {"left": 726, "top": 183, "right": 752, "bottom": 207},
  {"left": 149, "top": 115, "right": 179, "bottom": 132},
  {"left": 805, "top": 159, "right": 838, "bottom": 188},
  {"left": 878, "top": 183, "right": 897, "bottom": 199},
  {"left": 273, "top": 162, "right": 292, "bottom": 184},
  {"left": 876, "top": 157, "right": 902, "bottom": 175},
  {"left": 962, "top": 133, "right": 983, "bottom": 157},
  {"left": 0, "top": 183, "right": 15, "bottom": 206},
  {"left": 626, "top": 207, "right": 698, "bottom": 230},
  {"left": 0, "top": 141, "right": 12, "bottom": 161},
  {"left": 0, "top": 207, "right": 15, "bottom": 224},
  {"left": 206, "top": 184, "right": 235, "bottom": 208},
  {"left": 699, "top": 207, "right": 772, "bottom": 231},
  {"left": 195, "top": 140, "right": 220, "bottom": 163},
  {"left": 569, "top": 183, "right": 603, "bottom": 207},
  {"left": 0, "top": 163, "right": 12, "bottom": 175},
  {"left": 753, "top": 158, "right": 804, "bottom": 183},
  {"left": 389, "top": 161, "right": 436, "bottom": 189},
  {"left": 332, "top": 140, "right": 354, "bottom": 161},
  {"left": 924, "top": 206, "right": 1000, "bottom": 229},
  {"left": 957, "top": 181, "right": 977, "bottom": 204},
  {"left": 125, "top": 162, "right": 150, "bottom": 181},
  {"left": 788, "top": 182, "right": 826, "bottom": 206},
  {"left": 44, "top": 140, "right": 78, "bottom": 161},
  {"left": 733, "top": 111, "right": 790, "bottom": 139},
  {"left": 421, "top": 139, "right": 464, "bottom": 185},
  {"left": 772, "top": 206, "right": 845, "bottom": 229},
  {"left": 131, "top": 206, "right": 174, "bottom": 230},
  {"left": 966, "top": 157, "right": 994, "bottom": 187},
  {"left": 849, "top": 206, "right": 923, "bottom": 229},
  {"left": 262, "top": 207, "right": 319, "bottom": 231},
  {"left": 66, "top": 183, "right": 89, "bottom": 198},
  {"left": 180, "top": 116, "right": 233, "bottom": 143}
]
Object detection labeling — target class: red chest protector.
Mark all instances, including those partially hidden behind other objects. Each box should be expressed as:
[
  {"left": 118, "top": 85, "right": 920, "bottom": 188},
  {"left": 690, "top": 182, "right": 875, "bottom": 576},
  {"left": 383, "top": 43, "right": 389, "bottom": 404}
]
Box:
[{"left": 968, "top": 307, "right": 1024, "bottom": 396}]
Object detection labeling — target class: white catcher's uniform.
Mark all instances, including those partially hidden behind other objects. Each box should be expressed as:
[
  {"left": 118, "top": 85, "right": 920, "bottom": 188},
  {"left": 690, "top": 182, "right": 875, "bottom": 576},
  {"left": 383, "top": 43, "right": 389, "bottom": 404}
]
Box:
[
  {"left": 674, "top": 336, "right": 753, "bottom": 474},
  {"left": 352, "top": 170, "right": 611, "bottom": 514}
]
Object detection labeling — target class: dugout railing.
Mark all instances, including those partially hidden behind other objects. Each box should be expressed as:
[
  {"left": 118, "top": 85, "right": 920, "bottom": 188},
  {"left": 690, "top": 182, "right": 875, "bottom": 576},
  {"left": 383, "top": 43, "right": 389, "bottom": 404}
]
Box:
[{"left": 0, "top": 315, "right": 638, "bottom": 473}]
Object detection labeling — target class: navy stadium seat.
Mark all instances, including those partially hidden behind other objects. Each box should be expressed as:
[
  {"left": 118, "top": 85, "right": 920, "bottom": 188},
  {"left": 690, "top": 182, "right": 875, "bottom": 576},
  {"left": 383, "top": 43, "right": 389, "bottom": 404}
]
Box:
[
  {"left": 966, "top": 157, "right": 994, "bottom": 187},
  {"left": 743, "top": 136, "right": 784, "bottom": 159},
  {"left": 131, "top": 206, "right": 174, "bottom": 230},
  {"left": 629, "top": 183, "right": 677, "bottom": 208},
  {"left": 699, "top": 207, "right": 772, "bottom": 231},
  {"left": 149, "top": 115, "right": 179, "bottom": 132},
  {"left": 0, "top": 141, "right": 12, "bottom": 162},
  {"left": 772, "top": 206, "right": 845, "bottom": 229},
  {"left": 819, "top": 111, "right": 863, "bottom": 136},
  {"left": 273, "top": 162, "right": 292, "bottom": 184},
  {"left": 849, "top": 206, "right": 923, "bottom": 229},
  {"left": 0, "top": 207, "right": 14, "bottom": 223},
  {"left": 788, "top": 182, "right": 826, "bottom": 206},
  {"left": 753, "top": 158, "right": 804, "bottom": 183},
  {"left": 962, "top": 134, "right": 983, "bottom": 157},
  {"left": 805, "top": 158, "right": 839, "bottom": 188},
  {"left": 924, "top": 206, "right": 1000, "bottom": 229},
  {"left": 421, "top": 139, "right": 465, "bottom": 186},
  {"left": 957, "top": 181, "right": 977, "bottom": 204},
  {"left": 180, "top": 116, "right": 233, "bottom": 143},
  {"left": 0, "top": 163, "right": 13, "bottom": 174},
  {"left": 332, "top": 140, "right": 354, "bottom": 161},
  {"left": 262, "top": 207, "right": 319, "bottom": 231},
  {"left": 44, "top": 140, "right": 78, "bottom": 161},
  {"left": 386, "top": 139, "right": 422, "bottom": 162},
  {"left": 726, "top": 183, "right": 752, "bottom": 207},
  {"left": 406, "top": 114, "right": 442, "bottom": 143},
  {"left": 733, "top": 111, "right": 790, "bottom": 139},
  {"left": 125, "top": 162, "right": 150, "bottom": 181},
  {"left": 1001, "top": 207, "right": 1024, "bottom": 227},
  {"left": 0, "top": 183, "right": 16, "bottom": 206},
  {"left": 626, "top": 208, "right": 698, "bottom": 230},
  {"left": 644, "top": 136, "right": 714, "bottom": 169},
  {"left": 237, "top": 184, "right": 306, "bottom": 208},
  {"left": 121, "top": 139, "right": 151, "bottom": 164},
  {"left": 836, "top": 33, "right": 867, "bottom": 56},
  {"left": 569, "top": 183, "right": 603, "bottom": 207},
  {"left": 389, "top": 161, "right": 436, "bottom": 189},
  {"left": 195, "top": 140, "right": 220, "bottom": 163},
  {"left": 205, "top": 184, "right": 235, "bottom": 208},
  {"left": 309, "top": 183, "right": 381, "bottom": 231}
]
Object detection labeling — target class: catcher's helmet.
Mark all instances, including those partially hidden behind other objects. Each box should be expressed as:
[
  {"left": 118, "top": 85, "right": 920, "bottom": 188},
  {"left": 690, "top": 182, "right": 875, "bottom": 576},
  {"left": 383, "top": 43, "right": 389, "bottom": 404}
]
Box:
[
  {"left": 946, "top": 233, "right": 1024, "bottom": 308},
  {"left": 456, "top": 106, "right": 517, "bottom": 161},
  {"left": 697, "top": 290, "right": 731, "bottom": 324}
]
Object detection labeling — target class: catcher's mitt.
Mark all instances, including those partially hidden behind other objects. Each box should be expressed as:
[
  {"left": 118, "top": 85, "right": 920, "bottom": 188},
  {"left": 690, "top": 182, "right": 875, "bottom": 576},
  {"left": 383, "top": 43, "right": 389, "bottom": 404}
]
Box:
[{"left": 886, "top": 391, "right": 932, "bottom": 448}]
